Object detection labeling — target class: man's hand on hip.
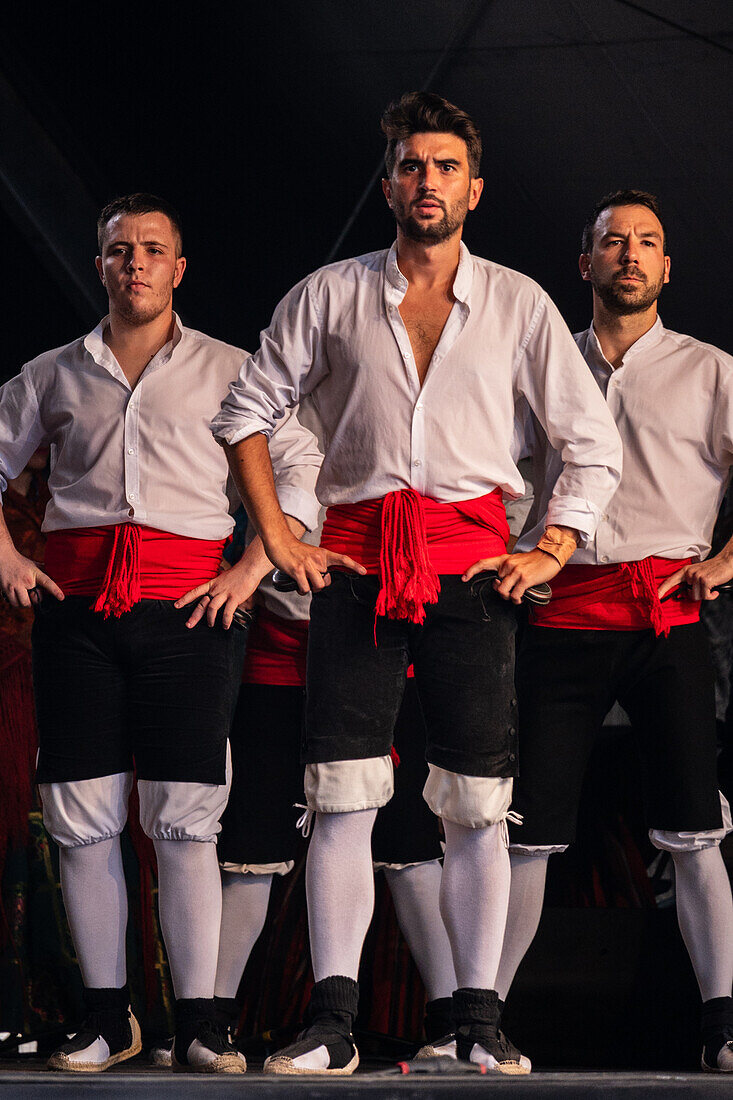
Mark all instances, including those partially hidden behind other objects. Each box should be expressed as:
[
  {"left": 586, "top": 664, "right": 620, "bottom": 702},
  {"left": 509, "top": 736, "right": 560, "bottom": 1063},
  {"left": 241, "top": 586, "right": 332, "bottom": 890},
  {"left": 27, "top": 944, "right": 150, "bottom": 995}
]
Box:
[
  {"left": 0, "top": 547, "right": 64, "bottom": 607},
  {"left": 658, "top": 549, "right": 733, "bottom": 602},
  {"left": 463, "top": 549, "right": 562, "bottom": 605},
  {"left": 264, "top": 532, "right": 366, "bottom": 596}
]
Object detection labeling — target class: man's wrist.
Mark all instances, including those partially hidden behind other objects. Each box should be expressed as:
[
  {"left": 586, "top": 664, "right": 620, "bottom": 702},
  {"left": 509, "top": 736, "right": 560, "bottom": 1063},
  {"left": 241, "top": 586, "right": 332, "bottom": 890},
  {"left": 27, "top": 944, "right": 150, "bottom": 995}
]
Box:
[{"left": 535, "top": 525, "right": 579, "bottom": 568}]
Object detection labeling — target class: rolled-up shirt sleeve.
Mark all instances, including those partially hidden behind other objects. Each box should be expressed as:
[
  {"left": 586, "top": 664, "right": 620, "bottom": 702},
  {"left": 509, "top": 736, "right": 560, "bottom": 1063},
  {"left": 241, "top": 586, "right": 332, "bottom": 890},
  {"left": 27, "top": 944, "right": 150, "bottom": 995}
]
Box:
[
  {"left": 211, "top": 276, "right": 329, "bottom": 445},
  {"left": 516, "top": 295, "right": 623, "bottom": 543},
  {"left": 269, "top": 406, "right": 323, "bottom": 532},
  {"left": 0, "top": 365, "right": 46, "bottom": 500}
]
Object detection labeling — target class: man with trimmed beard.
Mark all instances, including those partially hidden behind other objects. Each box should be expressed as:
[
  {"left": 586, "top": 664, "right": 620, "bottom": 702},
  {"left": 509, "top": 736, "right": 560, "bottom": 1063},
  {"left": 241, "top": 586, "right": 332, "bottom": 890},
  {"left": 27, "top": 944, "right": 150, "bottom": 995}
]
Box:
[
  {"left": 209, "top": 92, "right": 622, "bottom": 1075},
  {"left": 492, "top": 190, "right": 733, "bottom": 1074}
]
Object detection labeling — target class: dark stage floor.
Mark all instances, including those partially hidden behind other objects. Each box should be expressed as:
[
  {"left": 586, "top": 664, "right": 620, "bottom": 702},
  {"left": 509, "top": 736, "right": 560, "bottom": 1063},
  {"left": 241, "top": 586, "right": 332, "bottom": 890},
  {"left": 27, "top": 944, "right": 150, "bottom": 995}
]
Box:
[{"left": 0, "top": 1061, "right": 729, "bottom": 1098}]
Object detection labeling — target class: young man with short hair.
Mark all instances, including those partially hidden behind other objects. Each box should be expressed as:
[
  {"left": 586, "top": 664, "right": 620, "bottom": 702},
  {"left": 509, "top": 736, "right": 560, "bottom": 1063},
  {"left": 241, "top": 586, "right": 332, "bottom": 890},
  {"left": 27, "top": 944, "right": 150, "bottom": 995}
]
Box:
[{"left": 0, "top": 193, "right": 321, "bottom": 1074}]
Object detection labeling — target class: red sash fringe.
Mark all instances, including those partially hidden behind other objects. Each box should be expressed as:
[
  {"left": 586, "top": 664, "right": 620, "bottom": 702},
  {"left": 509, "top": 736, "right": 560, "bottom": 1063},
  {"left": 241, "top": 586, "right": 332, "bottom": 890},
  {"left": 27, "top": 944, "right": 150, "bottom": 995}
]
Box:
[
  {"left": 531, "top": 556, "right": 700, "bottom": 636},
  {"left": 322, "top": 488, "right": 508, "bottom": 624},
  {"left": 45, "top": 525, "right": 226, "bottom": 618}
]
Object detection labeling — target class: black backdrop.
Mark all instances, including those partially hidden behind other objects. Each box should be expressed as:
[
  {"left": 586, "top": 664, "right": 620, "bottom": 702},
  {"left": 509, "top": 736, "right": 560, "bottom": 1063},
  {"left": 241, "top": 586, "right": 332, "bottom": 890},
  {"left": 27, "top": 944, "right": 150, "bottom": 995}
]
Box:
[{"left": 1, "top": 0, "right": 731, "bottom": 374}]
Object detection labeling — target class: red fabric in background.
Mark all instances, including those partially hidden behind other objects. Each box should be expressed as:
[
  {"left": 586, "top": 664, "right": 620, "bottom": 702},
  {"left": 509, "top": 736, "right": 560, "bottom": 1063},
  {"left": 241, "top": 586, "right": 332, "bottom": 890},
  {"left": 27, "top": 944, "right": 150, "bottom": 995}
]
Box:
[
  {"left": 45, "top": 525, "right": 226, "bottom": 602},
  {"left": 531, "top": 556, "right": 700, "bottom": 635},
  {"left": 242, "top": 609, "right": 309, "bottom": 687}
]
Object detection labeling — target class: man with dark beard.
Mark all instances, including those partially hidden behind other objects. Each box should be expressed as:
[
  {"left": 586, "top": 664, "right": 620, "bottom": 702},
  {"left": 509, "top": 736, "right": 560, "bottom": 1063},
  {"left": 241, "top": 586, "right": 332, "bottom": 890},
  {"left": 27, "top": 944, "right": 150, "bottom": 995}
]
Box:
[
  {"left": 491, "top": 191, "right": 733, "bottom": 1074},
  {"left": 209, "top": 92, "right": 622, "bottom": 1074}
]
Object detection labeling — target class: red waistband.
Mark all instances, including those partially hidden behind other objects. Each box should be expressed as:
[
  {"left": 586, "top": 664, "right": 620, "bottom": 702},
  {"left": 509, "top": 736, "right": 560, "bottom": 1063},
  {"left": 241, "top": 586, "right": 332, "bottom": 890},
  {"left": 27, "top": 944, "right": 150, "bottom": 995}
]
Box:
[
  {"left": 531, "top": 557, "right": 700, "bottom": 636},
  {"left": 45, "top": 526, "right": 226, "bottom": 618},
  {"left": 321, "top": 488, "right": 508, "bottom": 624},
  {"left": 242, "top": 609, "right": 309, "bottom": 687}
]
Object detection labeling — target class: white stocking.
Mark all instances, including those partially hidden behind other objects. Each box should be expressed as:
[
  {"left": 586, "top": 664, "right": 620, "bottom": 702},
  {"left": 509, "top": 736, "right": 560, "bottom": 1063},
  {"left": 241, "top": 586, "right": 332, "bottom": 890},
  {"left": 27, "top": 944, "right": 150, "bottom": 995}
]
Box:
[
  {"left": 672, "top": 846, "right": 733, "bottom": 1001},
  {"left": 59, "top": 837, "right": 127, "bottom": 989},
  {"left": 439, "top": 820, "right": 511, "bottom": 991},
  {"left": 306, "top": 809, "right": 378, "bottom": 982},
  {"left": 154, "top": 839, "right": 222, "bottom": 999},
  {"left": 214, "top": 871, "right": 274, "bottom": 998},
  {"left": 495, "top": 850, "right": 550, "bottom": 1001},
  {"left": 385, "top": 860, "right": 456, "bottom": 1000}
]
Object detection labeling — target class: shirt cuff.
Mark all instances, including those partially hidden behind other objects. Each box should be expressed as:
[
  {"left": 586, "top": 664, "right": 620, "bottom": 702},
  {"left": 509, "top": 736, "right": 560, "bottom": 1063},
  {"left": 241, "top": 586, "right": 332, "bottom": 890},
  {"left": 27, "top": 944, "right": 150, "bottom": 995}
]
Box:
[
  {"left": 545, "top": 498, "right": 601, "bottom": 547},
  {"left": 210, "top": 413, "right": 273, "bottom": 446},
  {"left": 276, "top": 485, "right": 321, "bottom": 533}
]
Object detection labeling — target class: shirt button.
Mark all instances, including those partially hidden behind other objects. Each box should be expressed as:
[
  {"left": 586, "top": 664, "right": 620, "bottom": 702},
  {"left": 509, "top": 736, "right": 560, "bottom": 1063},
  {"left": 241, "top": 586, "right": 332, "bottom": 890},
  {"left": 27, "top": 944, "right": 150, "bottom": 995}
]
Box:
[
  {"left": 413, "top": 459, "right": 421, "bottom": 467},
  {"left": 416, "top": 403, "right": 424, "bottom": 412},
  {"left": 129, "top": 493, "right": 137, "bottom": 501},
  {"left": 127, "top": 448, "right": 134, "bottom": 455},
  {"left": 509, "top": 753, "right": 517, "bottom": 762},
  {"left": 403, "top": 351, "right": 410, "bottom": 359},
  {"left": 601, "top": 555, "right": 609, "bottom": 563}
]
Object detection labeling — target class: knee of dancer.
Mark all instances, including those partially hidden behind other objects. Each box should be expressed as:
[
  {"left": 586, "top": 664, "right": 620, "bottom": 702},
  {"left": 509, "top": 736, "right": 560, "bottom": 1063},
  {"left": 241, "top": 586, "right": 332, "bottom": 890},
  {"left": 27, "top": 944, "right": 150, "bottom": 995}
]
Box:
[
  {"left": 138, "top": 743, "right": 232, "bottom": 842},
  {"left": 138, "top": 778, "right": 231, "bottom": 842},
  {"left": 39, "top": 773, "right": 134, "bottom": 848},
  {"left": 422, "top": 764, "right": 515, "bottom": 829},
  {"left": 304, "top": 755, "right": 394, "bottom": 813},
  {"left": 650, "top": 793, "right": 733, "bottom": 853},
  {"left": 220, "top": 860, "right": 293, "bottom": 877}
]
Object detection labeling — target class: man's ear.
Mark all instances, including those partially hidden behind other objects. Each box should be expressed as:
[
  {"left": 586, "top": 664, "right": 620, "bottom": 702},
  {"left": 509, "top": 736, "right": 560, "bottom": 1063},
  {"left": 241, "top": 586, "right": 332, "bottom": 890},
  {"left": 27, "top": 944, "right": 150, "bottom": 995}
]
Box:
[
  {"left": 579, "top": 253, "right": 592, "bottom": 281},
  {"left": 382, "top": 178, "right": 393, "bottom": 209}
]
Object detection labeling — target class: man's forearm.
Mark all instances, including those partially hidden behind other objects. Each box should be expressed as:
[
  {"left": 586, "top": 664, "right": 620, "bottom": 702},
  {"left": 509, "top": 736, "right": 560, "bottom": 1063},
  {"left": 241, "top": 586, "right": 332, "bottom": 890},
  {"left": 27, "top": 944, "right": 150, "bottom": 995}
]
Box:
[{"left": 224, "top": 433, "right": 295, "bottom": 556}]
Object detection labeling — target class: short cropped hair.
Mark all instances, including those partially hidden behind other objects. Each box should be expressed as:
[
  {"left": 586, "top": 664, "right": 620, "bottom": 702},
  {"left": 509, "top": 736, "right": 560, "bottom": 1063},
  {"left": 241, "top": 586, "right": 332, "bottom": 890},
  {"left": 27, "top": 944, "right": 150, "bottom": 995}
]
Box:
[
  {"left": 97, "top": 193, "right": 183, "bottom": 255},
  {"left": 381, "top": 91, "right": 482, "bottom": 179},
  {"left": 582, "top": 189, "right": 667, "bottom": 254}
]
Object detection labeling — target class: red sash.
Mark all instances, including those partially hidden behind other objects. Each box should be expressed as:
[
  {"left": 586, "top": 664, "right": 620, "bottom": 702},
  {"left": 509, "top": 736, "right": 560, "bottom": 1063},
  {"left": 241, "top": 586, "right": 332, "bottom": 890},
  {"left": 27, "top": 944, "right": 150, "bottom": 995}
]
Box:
[
  {"left": 242, "top": 609, "right": 308, "bottom": 687},
  {"left": 45, "top": 525, "right": 226, "bottom": 618},
  {"left": 531, "top": 556, "right": 700, "bottom": 636},
  {"left": 321, "top": 488, "right": 508, "bottom": 624}
]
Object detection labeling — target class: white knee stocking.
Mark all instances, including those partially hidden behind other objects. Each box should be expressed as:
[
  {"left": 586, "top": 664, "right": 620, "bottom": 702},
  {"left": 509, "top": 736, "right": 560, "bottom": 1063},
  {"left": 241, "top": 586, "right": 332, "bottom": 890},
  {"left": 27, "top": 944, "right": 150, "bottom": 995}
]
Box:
[
  {"left": 672, "top": 846, "right": 733, "bottom": 1001},
  {"left": 58, "top": 837, "right": 127, "bottom": 989},
  {"left": 154, "top": 839, "right": 222, "bottom": 999},
  {"left": 214, "top": 871, "right": 274, "bottom": 999},
  {"left": 306, "top": 809, "right": 378, "bottom": 982},
  {"left": 495, "top": 850, "right": 550, "bottom": 1001},
  {"left": 439, "top": 820, "right": 511, "bottom": 991},
  {"left": 385, "top": 860, "right": 456, "bottom": 1000}
]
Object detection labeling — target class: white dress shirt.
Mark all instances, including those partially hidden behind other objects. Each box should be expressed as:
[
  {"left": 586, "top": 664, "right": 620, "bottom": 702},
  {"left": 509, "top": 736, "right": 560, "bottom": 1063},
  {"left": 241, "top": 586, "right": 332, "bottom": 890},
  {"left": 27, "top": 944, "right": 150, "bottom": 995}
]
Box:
[
  {"left": 0, "top": 315, "right": 322, "bottom": 539},
  {"left": 212, "top": 242, "right": 622, "bottom": 543},
  {"left": 518, "top": 318, "right": 733, "bottom": 562}
]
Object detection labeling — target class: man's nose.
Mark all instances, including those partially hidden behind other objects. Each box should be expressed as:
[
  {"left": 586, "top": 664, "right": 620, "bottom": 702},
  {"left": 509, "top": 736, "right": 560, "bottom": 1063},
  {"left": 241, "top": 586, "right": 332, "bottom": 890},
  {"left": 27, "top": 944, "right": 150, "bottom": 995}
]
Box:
[
  {"left": 126, "top": 249, "right": 143, "bottom": 270},
  {"left": 622, "top": 237, "right": 640, "bottom": 264},
  {"left": 420, "top": 164, "right": 439, "bottom": 191}
]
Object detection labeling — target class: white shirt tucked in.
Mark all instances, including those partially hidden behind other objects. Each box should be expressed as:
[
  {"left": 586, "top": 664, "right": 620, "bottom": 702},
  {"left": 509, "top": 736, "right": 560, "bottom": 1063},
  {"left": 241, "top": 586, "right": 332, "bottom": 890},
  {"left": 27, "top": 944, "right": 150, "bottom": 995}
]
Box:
[
  {"left": 519, "top": 318, "right": 733, "bottom": 562},
  {"left": 0, "top": 315, "right": 322, "bottom": 538},
  {"left": 211, "top": 242, "right": 622, "bottom": 544}
]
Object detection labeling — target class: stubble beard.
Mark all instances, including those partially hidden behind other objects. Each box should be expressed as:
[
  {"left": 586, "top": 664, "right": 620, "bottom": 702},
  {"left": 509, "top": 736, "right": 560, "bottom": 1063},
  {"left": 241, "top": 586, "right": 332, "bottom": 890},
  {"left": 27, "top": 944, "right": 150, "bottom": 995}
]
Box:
[
  {"left": 394, "top": 192, "right": 469, "bottom": 244},
  {"left": 591, "top": 267, "right": 665, "bottom": 316},
  {"left": 112, "top": 277, "right": 176, "bottom": 326}
]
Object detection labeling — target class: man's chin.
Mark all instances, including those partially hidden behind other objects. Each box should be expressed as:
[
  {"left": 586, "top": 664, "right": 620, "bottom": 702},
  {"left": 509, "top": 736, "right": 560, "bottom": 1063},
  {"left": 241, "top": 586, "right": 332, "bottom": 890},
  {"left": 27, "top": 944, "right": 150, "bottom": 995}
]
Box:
[{"left": 400, "top": 217, "right": 460, "bottom": 244}]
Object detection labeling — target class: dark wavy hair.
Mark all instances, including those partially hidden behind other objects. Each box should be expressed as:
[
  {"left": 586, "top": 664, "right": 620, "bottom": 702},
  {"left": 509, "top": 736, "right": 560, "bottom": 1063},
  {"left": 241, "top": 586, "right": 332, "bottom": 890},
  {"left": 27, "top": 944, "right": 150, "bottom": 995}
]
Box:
[{"left": 381, "top": 91, "right": 482, "bottom": 178}]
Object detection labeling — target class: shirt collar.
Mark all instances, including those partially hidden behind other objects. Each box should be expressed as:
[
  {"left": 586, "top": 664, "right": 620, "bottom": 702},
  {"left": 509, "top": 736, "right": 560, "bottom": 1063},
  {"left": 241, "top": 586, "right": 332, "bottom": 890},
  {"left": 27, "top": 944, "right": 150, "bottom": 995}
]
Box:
[
  {"left": 586, "top": 315, "right": 665, "bottom": 373},
  {"left": 385, "top": 240, "right": 474, "bottom": 305},
  {"left": 84, "top": 312, "right": 184, "bottom": 373}
]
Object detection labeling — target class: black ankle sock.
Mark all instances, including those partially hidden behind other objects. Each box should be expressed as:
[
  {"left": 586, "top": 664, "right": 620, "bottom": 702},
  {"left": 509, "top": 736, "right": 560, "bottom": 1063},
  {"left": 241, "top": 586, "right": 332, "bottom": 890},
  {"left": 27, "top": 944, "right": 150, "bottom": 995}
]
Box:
[
  {"left": 174, "top": 997, "right": 216, "bottom": 1061},
  {"left": 82, "top": 986, "right": 132, "bottom": 1055},
  {"left": 701, "top": 995, "right": 733, "bottom": 1061},
  {"left": 213, "top": 995, "right": 239, "bottom": 1031},
  {"left": 305, "top": 975, "right": 359, "bottom": 1039},
  {"left": 424, "top": 997, "right": 453, "bottom": 1042}
]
